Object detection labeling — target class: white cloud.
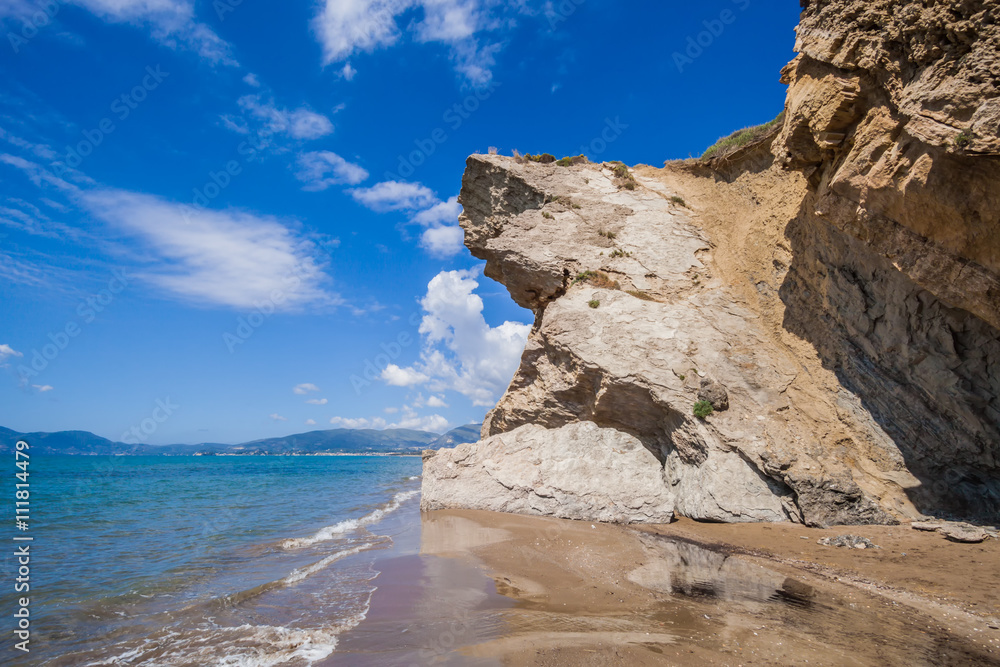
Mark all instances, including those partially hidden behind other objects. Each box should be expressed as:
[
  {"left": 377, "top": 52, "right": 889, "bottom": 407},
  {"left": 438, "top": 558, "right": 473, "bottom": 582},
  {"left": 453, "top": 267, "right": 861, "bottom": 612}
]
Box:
[
  {"left": 306, "top": 398, "right": 329, "bottom": 405},
  {"left": 312, "top": 0, "right": 519, "bottom": 83},
  {"left": 392, "top": 411, "right": 449, "bottom": 433},
  {"left": 294, "top": 383, "right": 321, "bottom": 395},
  {"left": 379, "top": 269, "right": 529, "bottom": 406},
  {"left": 340, "top": 62, "right": 358, "bottom": 80},
  {"left": 243, "top": 73, "right": 261, "bottom": 87},
  {"left": 81, "top": 189, "right": 335, "bottom": 310},
  {"left": 381, "top": 364, "right": 430, "bottom": 386},
  {"left": 0, "top": 343, "right": 23, "bottom": 366},
  {"left": 32, "top": 384, "right": 53, "bottom": 392},
  {"left": 384, "top": 406, "right": 399, "bottom": 414},
  {"left": 313, "top": 0, "right": 408, "bottom": 64},
  {"left": 415, "top": 0, "right": 479, "bottom": 42},
  {"left": 0, "top": 154, "right": 83, "bottom": 193},
  {"left": 55, "top": 0, "right": 237, "bottom": 65},
  {"left": 412, "top": 196, "right": 461, "bottom": 226},
  {"left": 330, "top": 416, "right": 388, "bottom": 430},
  {"left": 331, "top": 410, "right": 448, "bottom": 433},
  {"left": 270, "top": 413, "right": 288, "bottom": 421},
  {"left": 420, "top": 225, "right": 464, "bottom": 257},
  {"left": 305, "top": 418, "right": 317, "bottom": 425},
  {"left": 350, "top": 180, "right": 437, "bottom": 212},
  {"left": 295, "top": 151, "right": 369, "bottom": 191},
  {"left": 237, "top": 95, "right": 334, "bottom": 140},
  {"left": 426, "top": 395, "right": 448, "bottom": 408}
]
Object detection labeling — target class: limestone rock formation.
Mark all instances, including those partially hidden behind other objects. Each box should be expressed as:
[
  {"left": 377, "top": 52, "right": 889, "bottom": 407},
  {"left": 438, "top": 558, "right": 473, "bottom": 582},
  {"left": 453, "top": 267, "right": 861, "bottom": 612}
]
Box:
[
  {"left": 422, "top": 0, "right": 1000, "bottom": 526},
  {"left": 421, "top": 421, "right": 675, "bottom": 524}
]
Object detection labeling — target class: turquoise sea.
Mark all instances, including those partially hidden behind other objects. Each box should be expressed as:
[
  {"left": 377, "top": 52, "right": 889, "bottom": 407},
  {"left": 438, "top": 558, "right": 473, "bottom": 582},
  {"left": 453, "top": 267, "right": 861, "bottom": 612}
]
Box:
[{"left": 2, "top": 455, "right": 423, "bottom": 665}]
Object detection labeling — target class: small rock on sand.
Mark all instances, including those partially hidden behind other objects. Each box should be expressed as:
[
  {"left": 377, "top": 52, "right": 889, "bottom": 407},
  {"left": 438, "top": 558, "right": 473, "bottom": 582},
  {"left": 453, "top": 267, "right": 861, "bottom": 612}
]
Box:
[
  {"left": 818, "top": 535, "right": 880, "bottom": 549},
  {"left": 939, "top": 525, "right": 988, "bottom": 543}
]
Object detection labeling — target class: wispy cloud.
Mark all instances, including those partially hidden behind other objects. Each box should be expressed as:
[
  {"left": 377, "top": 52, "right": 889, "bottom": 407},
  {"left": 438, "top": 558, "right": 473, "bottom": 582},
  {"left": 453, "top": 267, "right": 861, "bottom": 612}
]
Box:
[
  {"left": 295, "top": 151, "right": 369, "bottom": 191},
  {"left": 269, "top": 413, "right": 288, "bottom": 422},
  {"left": 306, "top": 398, "right": 329, "bottom": 405},
  {"left": 0, "top": 153, "right": 82, "bottom": 193},
  {"left": 312, "top": 0, "right": 527, "bottom": 83},
  {"left": 330, "top": 415, "right": 386, "bottom": 429},
  {"left": 350, "top": 180, "right": 437, "bottom": 212},
  {"left": 352, "top": 183, "right": 465, "bottom": 257},
  {"left": 330, "top": 408, "right": 449, "bottom": 433},
  {"left": 80, "top": 189, "right": 337, "bottom": 310},
  {"left": 0, "top": 343, "right": 22, "bottom": 367},
  {"left": 293, "top": 383, "right": 321, "bottom": 395},
  {"left": 240, "top": 94, "right": 334, "bottom": 140},
  {"left": 32, "top": 384, "right": 53, "bottom": 392},
  {"left": 3, "top": 0, "right": 240, "bottom": 65}
]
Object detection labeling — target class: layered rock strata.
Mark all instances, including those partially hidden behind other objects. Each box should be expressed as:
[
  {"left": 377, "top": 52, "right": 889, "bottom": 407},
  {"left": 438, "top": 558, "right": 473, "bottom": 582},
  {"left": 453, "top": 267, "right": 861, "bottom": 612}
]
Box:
[{"left": 422, "top": 0, "right": 1000, "bottom": 525}]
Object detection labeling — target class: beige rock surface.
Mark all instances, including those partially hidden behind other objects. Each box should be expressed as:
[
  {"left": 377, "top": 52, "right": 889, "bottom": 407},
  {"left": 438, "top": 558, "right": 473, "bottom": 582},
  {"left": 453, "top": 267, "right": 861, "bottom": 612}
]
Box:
[
  {"left": 422, "top": 0, "right": 1000, "bottom": 526},
  {"left": 421, "top": 421, "right": 675, "bottom": 524}
]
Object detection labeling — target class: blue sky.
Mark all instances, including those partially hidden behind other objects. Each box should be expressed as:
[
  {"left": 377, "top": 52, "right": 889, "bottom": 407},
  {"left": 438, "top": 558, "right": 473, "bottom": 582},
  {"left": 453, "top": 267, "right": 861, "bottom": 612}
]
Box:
[{"left": 0, "top": 0, "right": 800, "bottom": 445}]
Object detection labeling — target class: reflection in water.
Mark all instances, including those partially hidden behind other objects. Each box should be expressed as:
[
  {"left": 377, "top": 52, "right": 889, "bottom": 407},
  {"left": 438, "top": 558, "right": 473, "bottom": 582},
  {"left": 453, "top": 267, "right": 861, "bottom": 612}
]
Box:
[{"left": 630, "top": 534, "right": 815, "bottom": 608}]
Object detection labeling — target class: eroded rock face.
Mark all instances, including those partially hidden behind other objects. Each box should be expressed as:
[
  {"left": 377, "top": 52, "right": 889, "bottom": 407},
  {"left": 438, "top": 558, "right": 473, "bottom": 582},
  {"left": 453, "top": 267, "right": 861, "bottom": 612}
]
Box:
[
  {"left": 422, "top": 0, "right": 1000, "bottom": 526},
  {"left": 425, "top": 154, "right": 897, "bottom": 526},
  {"left": 775, "top": 0, "right": 1000, "bottom": 518},
  {"left": 775, "top": 0, "right": 1000, "bottom": 330}
]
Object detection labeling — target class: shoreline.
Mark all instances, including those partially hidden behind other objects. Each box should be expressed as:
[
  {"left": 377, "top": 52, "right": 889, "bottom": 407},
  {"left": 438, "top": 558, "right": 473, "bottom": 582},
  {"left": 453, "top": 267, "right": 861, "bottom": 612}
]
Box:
[{"left": 331, "top": 504, "right": 1000, "bottom": 664}]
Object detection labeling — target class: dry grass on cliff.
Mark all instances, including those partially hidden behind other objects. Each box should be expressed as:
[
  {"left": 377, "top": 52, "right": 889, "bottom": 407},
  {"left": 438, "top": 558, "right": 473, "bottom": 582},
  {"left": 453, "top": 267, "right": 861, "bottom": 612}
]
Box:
[
  {"left": 573, "top": 270, "right": 620, "bottom": 290},
  {"left": 701, "top": 112, "right": 785, "bottom": 160}
]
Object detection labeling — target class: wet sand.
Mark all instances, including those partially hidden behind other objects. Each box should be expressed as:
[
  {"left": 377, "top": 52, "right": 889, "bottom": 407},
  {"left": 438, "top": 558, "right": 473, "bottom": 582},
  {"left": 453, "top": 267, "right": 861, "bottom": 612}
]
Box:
[{"left": 331, "top": 505, "right": 1000, "bottom": 665}]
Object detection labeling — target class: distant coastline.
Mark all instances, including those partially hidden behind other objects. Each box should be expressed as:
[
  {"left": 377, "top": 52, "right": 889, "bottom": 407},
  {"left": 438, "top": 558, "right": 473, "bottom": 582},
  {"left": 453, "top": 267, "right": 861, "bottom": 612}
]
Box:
[{"left": 0, "top": 423, "right": 479, "bottom": 457}]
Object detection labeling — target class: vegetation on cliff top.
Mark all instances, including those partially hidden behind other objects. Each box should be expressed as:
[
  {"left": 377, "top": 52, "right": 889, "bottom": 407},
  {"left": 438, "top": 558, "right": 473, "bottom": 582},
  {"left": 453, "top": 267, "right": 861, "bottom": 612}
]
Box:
[{"left": 701, "top": 111, "right": 785, "bottom": 160}]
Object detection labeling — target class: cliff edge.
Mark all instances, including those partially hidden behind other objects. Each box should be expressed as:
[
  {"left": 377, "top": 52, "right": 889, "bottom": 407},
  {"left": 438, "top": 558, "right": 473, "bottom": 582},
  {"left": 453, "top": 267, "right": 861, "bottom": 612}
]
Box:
[{"left": 422, "top": 0, "right": 1000, "bottom": 526}]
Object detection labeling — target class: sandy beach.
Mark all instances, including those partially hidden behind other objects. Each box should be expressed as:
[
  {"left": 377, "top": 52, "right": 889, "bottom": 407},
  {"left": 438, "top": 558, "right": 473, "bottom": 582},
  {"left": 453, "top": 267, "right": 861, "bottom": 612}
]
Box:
[{"left": 330, "top": 501, "right": 1000, "bottom": 665}]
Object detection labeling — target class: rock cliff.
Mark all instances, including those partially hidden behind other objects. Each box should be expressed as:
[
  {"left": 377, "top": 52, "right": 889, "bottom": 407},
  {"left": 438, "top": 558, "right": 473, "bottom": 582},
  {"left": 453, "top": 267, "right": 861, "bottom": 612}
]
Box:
[{"left": 422, "top": 0, "right": 1000, "bottom": 526}]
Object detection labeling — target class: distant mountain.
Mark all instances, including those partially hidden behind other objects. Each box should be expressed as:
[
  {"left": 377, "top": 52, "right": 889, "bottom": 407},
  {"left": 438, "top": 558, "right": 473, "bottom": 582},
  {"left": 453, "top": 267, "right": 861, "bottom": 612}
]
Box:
[
  {"left": 0, "top": 424, "right": 483, "bottom": 456},
  {"left": 0, "top": 429, "right": 151, "bottom": 455},
  {"left": 431, "top": 424, "right": 481, "bottom": 449}
]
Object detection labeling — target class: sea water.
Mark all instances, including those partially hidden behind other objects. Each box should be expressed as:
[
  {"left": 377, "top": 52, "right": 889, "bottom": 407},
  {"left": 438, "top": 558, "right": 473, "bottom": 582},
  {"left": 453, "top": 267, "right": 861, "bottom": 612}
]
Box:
[{"left": 2, "top": 455, "right": 422, "bottom": 665}]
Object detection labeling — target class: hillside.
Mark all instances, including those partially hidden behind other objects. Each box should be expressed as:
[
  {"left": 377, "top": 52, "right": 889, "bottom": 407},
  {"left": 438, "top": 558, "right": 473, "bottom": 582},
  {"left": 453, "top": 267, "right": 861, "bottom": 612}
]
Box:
[{"left": 1, "top": 424, "right": 481, "bottom": 456}]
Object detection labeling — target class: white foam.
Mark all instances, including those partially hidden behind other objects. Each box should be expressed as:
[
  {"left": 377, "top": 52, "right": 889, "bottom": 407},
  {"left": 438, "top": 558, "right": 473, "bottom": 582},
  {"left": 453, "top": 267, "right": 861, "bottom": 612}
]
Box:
[
  {"left": 282, "top": 540, "right": 385, "bottom": 585},
  {"left": 281, "top": 489, "right": 418, "bottom": 549},
  {"left": 92, "top": 623, "right": 346, "bottom": 667}
]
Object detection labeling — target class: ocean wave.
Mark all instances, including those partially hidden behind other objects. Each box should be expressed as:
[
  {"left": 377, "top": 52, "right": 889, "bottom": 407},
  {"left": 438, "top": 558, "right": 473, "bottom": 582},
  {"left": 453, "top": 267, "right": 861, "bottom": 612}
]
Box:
[
  {"left": 90, "top": 620, "right": 357, "bottom": 667},
  {"left": 283, "top": 539, "right": 387, "bottom": 585},
  {"left": 280, "top": 489, "right": 419, "bottom": 549}
]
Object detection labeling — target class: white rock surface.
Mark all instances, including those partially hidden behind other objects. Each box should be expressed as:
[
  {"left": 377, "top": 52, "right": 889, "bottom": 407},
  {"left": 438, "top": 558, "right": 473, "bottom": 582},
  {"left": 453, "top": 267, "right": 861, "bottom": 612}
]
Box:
[{"left": 421, "top": 421, "right": 675, "bottom": 524}]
